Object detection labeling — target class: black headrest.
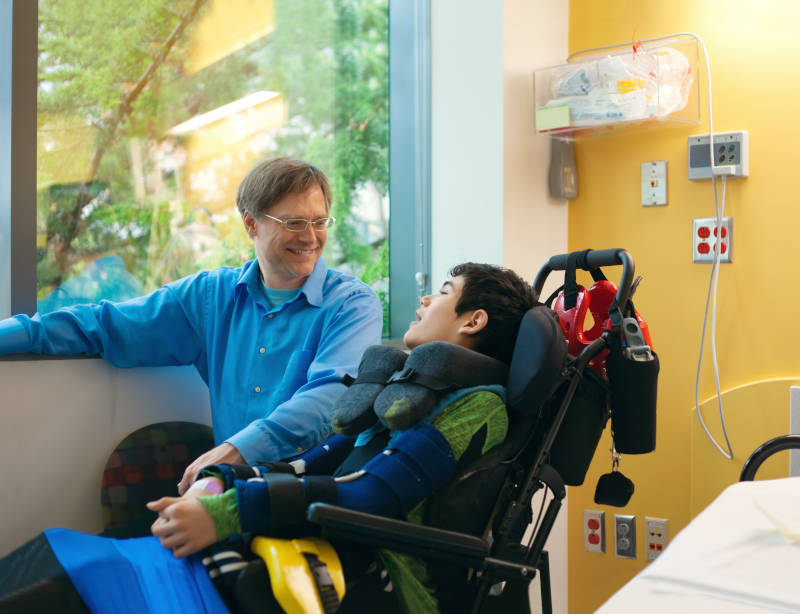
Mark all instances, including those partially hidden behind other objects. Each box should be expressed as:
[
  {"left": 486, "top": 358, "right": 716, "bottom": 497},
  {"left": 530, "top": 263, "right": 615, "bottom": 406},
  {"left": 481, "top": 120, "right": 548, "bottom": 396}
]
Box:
[{"left": 506, "top": 306, "right": 568, "bottom": 415}]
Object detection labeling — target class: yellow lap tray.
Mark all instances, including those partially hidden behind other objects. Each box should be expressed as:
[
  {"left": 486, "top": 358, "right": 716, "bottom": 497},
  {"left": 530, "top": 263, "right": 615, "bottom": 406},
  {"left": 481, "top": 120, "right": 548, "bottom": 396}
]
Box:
[{"left": 251, "top": 536, "right": 345, "bottom": 614}]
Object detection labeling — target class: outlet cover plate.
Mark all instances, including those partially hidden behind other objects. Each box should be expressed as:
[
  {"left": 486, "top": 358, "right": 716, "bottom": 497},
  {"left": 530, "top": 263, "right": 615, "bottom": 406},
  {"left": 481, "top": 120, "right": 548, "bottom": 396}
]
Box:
[
  {"left": 645, "top": 517, "right": 669, "bottom": 561},
  {"left": 688, "top": 131, "right": 749, "bottom": 180},
  {"left": 693, "top": 217, "right": 733, "bottom": 263},
  {"left": 615, "top": 514, "right": 636, "bottom": 559},
  {"left": 642, "top": 161, "right": 667, "bottom": 206},
  {"left": 584, "top": 509, "right": 606, "bottom": 553}
]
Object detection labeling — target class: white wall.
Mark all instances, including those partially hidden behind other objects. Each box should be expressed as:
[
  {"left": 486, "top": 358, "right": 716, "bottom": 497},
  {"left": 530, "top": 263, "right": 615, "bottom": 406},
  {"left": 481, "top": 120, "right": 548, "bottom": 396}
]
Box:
[
  {"left": 503, "top": 2, "right": 570, "bottom": 613},
  {"left": 431, "top": 1, "right": 569, "bottom": 612},
  {"left": 430, "top": 0, "right": 504, "bottom": 290},
  {"left": 0, "top": 359, "right": 210, "bottom": 556}
]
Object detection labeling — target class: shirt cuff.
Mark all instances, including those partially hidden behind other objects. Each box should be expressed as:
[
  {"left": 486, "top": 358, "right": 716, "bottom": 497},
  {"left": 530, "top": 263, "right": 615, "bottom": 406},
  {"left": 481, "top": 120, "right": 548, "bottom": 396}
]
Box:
[
  {"left": 0, "top": 317, "right": 32, "bottom": 354},
  {"left": 226, "top": 423, "right": 298, "bottom": 465}
]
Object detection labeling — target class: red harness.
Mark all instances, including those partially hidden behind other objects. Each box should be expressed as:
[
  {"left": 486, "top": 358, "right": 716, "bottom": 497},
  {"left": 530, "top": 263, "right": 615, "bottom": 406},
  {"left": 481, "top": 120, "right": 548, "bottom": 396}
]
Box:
[{"left": 553, "top": 280, "right": 652, "bottom": 376}]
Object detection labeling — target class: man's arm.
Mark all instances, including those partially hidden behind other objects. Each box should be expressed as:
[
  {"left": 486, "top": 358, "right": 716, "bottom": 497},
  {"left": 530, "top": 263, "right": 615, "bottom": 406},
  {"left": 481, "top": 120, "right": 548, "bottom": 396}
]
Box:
[
  {"left": 0, "top": 280, "right": 205, "bottom": 366},
  {"left": 177, "top": 290, "right": 380, "bottom": 491}
]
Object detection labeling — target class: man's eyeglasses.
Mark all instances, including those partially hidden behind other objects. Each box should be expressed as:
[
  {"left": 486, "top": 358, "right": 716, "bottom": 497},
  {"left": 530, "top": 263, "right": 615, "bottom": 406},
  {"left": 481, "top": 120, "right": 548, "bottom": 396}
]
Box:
[{"left": 263, "top": 213, "right": 336, "bottom": 232}]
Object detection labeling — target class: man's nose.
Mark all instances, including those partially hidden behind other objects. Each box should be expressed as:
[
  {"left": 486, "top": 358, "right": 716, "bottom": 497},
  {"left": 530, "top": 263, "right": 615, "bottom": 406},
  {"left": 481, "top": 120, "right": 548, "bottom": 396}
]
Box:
[
  {"left": 420, "top": 294, "right": 431, "bottom": 306},
  {"left": 297, "top": 224, "right": 316, "bottom": 241}
]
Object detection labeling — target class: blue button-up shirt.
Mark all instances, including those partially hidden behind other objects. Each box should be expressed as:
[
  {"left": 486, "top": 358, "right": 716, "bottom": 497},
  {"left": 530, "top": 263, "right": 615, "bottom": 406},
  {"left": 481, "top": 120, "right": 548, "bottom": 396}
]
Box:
[{"left": 0, "top": 259, "right": 383, "bottom": 462}]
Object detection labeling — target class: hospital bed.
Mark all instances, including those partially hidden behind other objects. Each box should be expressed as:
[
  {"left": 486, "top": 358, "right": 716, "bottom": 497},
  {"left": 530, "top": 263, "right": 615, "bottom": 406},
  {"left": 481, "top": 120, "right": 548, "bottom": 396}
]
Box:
[{"left": 597, "top": 436, "right": 800, "bottom": 613}]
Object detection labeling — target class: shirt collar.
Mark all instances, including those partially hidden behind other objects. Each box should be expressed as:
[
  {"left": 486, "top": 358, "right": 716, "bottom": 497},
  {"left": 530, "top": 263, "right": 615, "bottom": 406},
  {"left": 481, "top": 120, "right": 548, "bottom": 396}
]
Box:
[
  {"left": 299, "top": 258, "right": 327, "bottom": 307},
  {"left": 235, "top": 258, "right": 327, "bottom": 308}
]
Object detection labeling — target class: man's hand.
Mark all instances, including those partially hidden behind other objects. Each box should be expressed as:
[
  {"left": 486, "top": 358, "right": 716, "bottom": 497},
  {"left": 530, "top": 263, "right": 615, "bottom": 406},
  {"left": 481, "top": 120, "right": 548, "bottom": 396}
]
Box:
[
  {"left": 178, "top": 442, "right": 244, "bottom": 495},
  {"left": 147, "top": 496, "right": 217, "bottom": 558}
]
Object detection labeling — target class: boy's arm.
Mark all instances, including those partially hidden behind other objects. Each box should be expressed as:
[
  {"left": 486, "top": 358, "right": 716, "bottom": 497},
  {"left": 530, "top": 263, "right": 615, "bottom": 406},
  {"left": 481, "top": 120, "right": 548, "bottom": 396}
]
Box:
[{"left": 149, "top": 391, "right": 505, "bottom": 557}]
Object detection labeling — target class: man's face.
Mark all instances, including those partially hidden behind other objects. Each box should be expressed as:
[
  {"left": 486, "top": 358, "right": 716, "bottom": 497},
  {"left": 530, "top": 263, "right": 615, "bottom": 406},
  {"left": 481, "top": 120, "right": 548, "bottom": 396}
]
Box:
[
  {"left": 244, "top": 185, "right": 328, "bottom": 289},
  {"left": 403, "top": 275, "right": 475, "bottom": 349}
]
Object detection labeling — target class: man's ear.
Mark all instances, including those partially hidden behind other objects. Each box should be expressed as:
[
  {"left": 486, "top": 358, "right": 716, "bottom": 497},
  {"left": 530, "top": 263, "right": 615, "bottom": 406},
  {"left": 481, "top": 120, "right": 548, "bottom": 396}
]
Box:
[
  {"left": 242, "top": 210, "right": 258, "bottom": 238},
  {"left": 458, "top": 309, "right": 488, "bottom": 337}
]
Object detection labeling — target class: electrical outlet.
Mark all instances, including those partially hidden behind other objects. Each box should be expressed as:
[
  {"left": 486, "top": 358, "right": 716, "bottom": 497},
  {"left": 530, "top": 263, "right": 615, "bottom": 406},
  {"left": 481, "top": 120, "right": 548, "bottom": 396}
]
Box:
[
  {"left": 693, "top": 217, "right": 733, "bottom": 263},
  {"left": 645, "top": 517, "right": 669, "bottom": 561},
  {"left": 641, "top": 161, "right": 667, "bottom": 206},
  {"left": 614, "top": 514, "right": 636, "bottom": 559},
  {"left": 688, "top": 131, "right": 749, "bottom": 180},
  {"left": 584, "top": 509, "right": 605, "bottom": 553}
]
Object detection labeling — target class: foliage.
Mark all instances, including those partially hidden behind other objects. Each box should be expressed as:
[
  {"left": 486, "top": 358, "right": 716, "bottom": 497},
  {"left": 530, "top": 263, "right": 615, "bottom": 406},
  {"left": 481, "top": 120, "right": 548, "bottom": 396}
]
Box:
[{"left": 36, "top": 0, "right": 389, "bottom": 331}]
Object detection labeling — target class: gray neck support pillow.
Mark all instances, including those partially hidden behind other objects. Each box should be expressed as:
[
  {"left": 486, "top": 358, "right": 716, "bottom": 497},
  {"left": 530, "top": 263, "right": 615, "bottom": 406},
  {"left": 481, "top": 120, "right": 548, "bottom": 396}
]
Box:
[
  {"left": 333, "top": 341, "right": 508, "bottom": 434},
  {"left": 332, "top": 344, "right": 409, "bottom": 435}
]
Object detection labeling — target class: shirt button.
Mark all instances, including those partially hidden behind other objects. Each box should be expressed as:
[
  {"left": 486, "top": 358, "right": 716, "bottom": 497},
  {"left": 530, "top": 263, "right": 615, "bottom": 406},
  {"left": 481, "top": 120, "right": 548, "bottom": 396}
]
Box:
[
  {"left": 254, "top": 386, "right": 261, "bottom": 393},
  {"left": 267, "top": 314, "right": 274, "bottom": 319},
  {"left": 259, "top": 347, "right": 266, "bottom": 354},
  {"left": 296, "top": 447, "right": 303, "bottom": 453}
]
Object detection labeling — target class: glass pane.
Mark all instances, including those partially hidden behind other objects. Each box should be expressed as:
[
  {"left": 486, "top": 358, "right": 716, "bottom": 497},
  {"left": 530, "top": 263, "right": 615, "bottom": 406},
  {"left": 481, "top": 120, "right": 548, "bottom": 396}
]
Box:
[{"left": 36, "top": 0, "right": 389, "bottom": 332}]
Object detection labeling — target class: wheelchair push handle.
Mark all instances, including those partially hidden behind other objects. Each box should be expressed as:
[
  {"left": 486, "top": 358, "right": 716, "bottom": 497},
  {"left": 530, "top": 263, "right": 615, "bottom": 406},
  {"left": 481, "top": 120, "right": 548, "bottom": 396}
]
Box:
[{"left": 532, "top": 248, "right": 635, "bottom": 308}]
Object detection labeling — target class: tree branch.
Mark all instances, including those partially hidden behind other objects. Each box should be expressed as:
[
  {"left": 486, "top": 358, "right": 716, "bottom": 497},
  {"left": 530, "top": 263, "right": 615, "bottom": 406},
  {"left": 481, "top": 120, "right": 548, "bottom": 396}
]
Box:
[{"left": 87, "top": 0, "right": 207, "bottom": 180}]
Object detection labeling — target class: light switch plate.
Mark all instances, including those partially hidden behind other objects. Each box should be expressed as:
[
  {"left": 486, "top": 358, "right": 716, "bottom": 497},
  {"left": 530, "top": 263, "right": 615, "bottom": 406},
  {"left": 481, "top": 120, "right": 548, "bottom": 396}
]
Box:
[{"left": 642, "top": 161, "right": 667, "bottom": 206}]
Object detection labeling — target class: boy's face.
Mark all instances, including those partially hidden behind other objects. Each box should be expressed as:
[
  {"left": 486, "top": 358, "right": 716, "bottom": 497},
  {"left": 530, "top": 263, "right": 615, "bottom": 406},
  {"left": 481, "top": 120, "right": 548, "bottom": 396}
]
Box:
[{"left": 403, "top": 275, "right": 476, "bottom": 350}]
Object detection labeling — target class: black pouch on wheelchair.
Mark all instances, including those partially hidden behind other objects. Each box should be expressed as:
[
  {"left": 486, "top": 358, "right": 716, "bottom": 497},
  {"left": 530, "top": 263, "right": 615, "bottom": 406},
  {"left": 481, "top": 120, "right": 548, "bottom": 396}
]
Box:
[
  {"left": 605, "top": 331, "right": 658, "bottom": 454},
  {"left": 548, "top": 369, "right": 610, "bottom": 486}
]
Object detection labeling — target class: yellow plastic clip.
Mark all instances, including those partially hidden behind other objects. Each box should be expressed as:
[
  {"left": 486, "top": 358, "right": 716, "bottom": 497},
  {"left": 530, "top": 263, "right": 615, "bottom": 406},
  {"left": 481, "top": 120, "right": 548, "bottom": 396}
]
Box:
[{"left": 250, "top": 536, "right": 346, "bottom": 614}]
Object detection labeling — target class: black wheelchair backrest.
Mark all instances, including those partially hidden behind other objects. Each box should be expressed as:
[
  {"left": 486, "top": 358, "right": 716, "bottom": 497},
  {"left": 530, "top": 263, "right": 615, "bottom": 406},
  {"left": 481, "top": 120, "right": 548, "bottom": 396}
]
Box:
[{"left": 506, "top": 306, "right": 568, "bottom": 417}]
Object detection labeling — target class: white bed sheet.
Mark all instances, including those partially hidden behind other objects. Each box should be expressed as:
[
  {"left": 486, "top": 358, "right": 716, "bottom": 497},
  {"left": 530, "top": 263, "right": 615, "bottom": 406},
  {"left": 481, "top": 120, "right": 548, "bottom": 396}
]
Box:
[{"left": 597, "top": 477, "right": 800, "bottom": 613}]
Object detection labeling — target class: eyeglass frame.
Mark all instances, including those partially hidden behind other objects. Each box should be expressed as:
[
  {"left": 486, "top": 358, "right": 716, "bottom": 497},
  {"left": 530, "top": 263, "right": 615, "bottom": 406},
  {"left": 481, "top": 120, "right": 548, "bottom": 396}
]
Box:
[{"left": 262, "top": 213, "right": 336, "bottom": 232}]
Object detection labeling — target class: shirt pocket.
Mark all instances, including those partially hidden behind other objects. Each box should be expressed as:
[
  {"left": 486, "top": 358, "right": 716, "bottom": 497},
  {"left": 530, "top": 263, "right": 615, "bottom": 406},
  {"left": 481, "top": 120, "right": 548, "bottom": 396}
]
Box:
[{"left": 273, "top": 349, "right": 315, "bottom": 406}]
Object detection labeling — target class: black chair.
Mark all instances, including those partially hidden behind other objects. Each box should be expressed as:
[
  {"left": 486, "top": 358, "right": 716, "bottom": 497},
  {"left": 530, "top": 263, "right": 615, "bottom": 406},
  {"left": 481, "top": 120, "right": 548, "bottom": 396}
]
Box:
[
  {"left": 739, "top": 434, "right": 800, "bottom": 481},
  {"left": 307, "top": 249, "right": 658, "bottom": 614}
]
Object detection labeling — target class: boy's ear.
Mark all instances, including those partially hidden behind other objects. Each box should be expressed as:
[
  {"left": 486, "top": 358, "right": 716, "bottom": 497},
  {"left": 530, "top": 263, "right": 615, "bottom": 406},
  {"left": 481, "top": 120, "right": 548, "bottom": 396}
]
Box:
[
  {"left": 242, "top": 210, "right": 258, "bottom": 237},
  {"left": 458, "top": 309, "right": 489, "bottom": 337}
]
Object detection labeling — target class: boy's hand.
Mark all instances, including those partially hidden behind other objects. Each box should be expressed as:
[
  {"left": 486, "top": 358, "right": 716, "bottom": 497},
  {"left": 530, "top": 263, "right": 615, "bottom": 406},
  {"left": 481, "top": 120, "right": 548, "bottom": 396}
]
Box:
[{"left": 147, "top": 496, "right": 217, "bottom": 557}]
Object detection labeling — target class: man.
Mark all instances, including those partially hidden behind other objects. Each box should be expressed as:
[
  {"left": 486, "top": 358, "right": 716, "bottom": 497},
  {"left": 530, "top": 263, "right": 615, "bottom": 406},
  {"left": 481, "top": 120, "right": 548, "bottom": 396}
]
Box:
[
  {"left": 0, "top": 263, "right": 537, "bottom": 614},
  {"left": 0, "top": 158, "right": 383, "bottom": 491}
]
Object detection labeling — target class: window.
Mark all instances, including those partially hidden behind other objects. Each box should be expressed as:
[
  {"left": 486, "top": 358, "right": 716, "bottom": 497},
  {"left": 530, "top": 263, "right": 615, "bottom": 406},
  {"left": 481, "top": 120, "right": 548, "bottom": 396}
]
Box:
[{"left": 1, "top": 0, "right": 428, "bottom": 338}]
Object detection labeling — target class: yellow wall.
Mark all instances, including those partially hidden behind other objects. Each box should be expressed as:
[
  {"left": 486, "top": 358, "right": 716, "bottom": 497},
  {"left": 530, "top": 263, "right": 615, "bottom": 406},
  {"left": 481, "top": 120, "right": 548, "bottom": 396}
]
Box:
[
  {"left": 567, "top": 1, "right": 800, "bottom": 611},
  {"left": 185, "top": 0, "right": 275, "bottom": 74}
]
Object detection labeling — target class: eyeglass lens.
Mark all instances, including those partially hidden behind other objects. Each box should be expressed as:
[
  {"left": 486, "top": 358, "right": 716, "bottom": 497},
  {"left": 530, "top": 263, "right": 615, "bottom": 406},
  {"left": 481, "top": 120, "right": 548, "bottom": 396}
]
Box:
[{"left": 283, "top": 218, "right": 333, "bottom": 231}]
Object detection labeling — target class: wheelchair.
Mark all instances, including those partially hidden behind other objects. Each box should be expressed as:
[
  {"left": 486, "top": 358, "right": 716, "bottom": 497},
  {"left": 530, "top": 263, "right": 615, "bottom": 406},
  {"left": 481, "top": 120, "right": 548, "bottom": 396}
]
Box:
[
  {"left": 247, "top": 248, "right": 660, "bottom": 614},
  {"left": 84, "top": 248, "right": 658, "bottom": 614}
]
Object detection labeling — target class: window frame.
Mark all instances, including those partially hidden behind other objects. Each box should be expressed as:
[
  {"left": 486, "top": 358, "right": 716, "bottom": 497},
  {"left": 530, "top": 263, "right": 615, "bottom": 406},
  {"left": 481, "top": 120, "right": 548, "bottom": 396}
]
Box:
[
  {"left": 1, "top": 0, "right": 37, "bottom": 318},
  {"left": 388, "top": 0, "right": 431, "bottom": 339},
  {"left": 0, "top": 0, "right": 430, "bottom": 338}
]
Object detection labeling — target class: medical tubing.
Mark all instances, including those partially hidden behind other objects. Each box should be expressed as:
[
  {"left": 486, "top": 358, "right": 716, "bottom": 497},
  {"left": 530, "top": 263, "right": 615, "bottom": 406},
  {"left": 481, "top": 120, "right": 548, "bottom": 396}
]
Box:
[
  {"left": 569, "top": 33, "right": 733, "bottom": 457},
  {"left": 693, "top": 176, "right": 733, "bottom": 459}
]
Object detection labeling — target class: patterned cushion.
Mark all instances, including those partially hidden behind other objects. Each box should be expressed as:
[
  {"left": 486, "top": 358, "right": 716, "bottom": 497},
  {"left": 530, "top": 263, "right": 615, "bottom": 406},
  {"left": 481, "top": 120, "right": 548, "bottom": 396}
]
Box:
[{"left": 100, "top": 421, "right": 214, "bottom": 538}]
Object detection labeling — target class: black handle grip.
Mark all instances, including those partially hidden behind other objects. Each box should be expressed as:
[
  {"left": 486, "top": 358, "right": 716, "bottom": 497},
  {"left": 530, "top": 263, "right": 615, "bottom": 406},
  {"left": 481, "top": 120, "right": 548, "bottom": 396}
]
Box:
[
  {"left": 544, "top": 248, "right": 628, "bottom": 272},
  {"left": 532, "top": 248, "right": 634, "bottom": 308}
]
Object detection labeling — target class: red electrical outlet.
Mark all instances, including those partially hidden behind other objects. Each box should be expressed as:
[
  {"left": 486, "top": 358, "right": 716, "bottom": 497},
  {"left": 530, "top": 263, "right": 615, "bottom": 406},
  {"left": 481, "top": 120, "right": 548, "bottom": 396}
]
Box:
[
  {"left": 584, "top": 509, "right": 606, "bottom": 553},
  {"left": 693, "top": 217, "right": 733, "bottom": 263}
]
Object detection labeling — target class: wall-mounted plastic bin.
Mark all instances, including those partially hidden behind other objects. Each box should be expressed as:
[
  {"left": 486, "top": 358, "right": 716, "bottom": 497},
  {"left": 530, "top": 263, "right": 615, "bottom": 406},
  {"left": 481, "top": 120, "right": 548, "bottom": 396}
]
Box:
[{"left": 534, "top": 37, "right": 700, "bottom": 136}]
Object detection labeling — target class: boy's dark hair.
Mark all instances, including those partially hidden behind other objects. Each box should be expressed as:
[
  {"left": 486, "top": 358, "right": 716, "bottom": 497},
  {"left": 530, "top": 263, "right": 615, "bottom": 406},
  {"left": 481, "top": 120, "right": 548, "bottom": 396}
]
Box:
[
  {"left": 236, "top": 157, "right": 332, "bottom": 217},
  {"left": 450, "top": 262, "right": 538, "bottom": 364}
]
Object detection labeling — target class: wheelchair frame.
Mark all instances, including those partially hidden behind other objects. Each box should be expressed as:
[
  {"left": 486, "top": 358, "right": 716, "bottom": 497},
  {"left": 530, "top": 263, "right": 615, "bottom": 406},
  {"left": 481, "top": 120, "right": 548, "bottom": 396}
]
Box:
[{"left": 307, "top": 249, "right": 638, "bottom": 614}]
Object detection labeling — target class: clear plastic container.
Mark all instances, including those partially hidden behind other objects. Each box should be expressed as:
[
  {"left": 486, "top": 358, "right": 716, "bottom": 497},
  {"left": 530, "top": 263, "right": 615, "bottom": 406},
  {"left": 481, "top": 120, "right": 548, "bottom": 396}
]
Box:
[{"left": 534, "top": 37, "right": 700, "bottom": 136}]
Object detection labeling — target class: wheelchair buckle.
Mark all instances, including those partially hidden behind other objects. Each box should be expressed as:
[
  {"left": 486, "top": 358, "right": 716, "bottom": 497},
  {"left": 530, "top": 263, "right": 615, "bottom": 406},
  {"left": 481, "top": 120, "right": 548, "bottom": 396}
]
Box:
[
  {"left": 623, "top": 346, "right": 653, "bottom": 362},
  {"left": 621, "top": 317, "right": 654, "bottom": 362}
]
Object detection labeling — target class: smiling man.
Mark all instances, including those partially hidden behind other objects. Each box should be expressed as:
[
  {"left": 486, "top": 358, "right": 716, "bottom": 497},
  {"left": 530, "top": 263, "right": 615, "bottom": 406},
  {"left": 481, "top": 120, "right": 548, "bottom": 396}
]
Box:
[{"left": 0, "top": 158, "right": 383, "bottom": 491}]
